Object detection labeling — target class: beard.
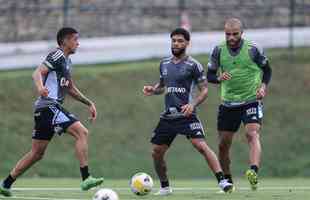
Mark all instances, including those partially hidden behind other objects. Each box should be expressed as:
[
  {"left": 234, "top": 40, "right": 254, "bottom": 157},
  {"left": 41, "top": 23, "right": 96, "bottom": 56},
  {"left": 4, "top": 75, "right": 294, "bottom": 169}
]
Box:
[
  {"left": 171, "top": 48, "right": 186, "bottom": 57},
  {"left": 228, "top": 38, "right": 241, "bottom": 48}
]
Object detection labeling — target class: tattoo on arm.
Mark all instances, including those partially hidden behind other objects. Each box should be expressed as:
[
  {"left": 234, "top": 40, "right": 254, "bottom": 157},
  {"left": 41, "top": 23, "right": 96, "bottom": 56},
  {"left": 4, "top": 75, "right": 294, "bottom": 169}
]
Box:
[
  {"left": 191, "top": 80, "right": 208, "bottom": 107},
  {"left": 68, "top": 80, "right": 92, "bottom": 106},
  {"left": 153, "top": 81, "right": 165, "bottom": 95}
]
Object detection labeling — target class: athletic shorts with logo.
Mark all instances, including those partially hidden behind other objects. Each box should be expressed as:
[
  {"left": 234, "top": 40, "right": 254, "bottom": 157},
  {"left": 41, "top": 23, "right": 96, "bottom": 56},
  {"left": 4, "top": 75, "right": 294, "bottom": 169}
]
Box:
[
  {"left": 151, "top": 115, "right": 205, "bottom": 146},
  {"left": 32, "top": 104, "right": 78, "bottom": 140},
  {"left": 217, "top": 101, "right": 263, "bottom": 132}
]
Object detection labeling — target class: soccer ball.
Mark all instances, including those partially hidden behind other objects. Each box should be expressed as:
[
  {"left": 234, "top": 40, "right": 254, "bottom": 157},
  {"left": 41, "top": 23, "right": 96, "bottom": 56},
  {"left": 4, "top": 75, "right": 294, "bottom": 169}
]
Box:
[
  {"left": 130, "top": 172, "right": 154, "bottom": 196},
  {"left": 92, "top": 188, "right": 119, "bottom": 200}
]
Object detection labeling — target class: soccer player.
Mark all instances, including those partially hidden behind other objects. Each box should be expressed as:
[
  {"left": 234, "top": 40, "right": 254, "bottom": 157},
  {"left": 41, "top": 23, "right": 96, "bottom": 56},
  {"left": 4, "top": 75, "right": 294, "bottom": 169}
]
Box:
[
  {"left": 0, "top": 27, "right": 104, "bottom": 197},
  {"left": 207, "top": 18, "right": 272, "bottom": 190},
  {"left": 143, "top": 28, "right": 233, "bottom": 195}
]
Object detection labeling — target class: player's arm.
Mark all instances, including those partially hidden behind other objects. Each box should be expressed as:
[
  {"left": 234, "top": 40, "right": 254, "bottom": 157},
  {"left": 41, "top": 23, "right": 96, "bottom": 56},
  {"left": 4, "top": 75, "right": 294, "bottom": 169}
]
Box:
[
  {"left": 143, "top": 62, "right": 165, "bottom": 96},
  {"left": 192, "top": 80, "right": 208, "bottom": 107},
  {"left": 68, "top": 79, "right": 97, "bottom": 121},
  {"left": 256, "top": 61, "right": 272, "bottom": 99},
  {"left": 32, "top": 64, "right": 50, "bottom": 97},
  {"left": 252, "top": 44, "right": 272, "bottom": 99},
  {"left": 143, "top": 81, "right": 165, "bottom": 96},
  {"left": 207, "top": 46, "right": 232, "bottom": 84},
  {"left": 182, "top": 62, "right": 208, "bottom": 117},
  {"left": 181, "top": 80, "right": 208, "bottom": 117}
]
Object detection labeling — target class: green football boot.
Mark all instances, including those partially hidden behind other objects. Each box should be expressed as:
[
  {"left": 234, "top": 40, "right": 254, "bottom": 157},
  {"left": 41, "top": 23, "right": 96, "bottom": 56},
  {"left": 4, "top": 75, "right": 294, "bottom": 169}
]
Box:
[
  {"left": 0, "top": 184, "right": 12, "bottom": 197},
  {"left": 246, "top": 169, "right": 258, "bottom": 191},
  {"left": 80, "top": 176, "right": 104, "bottom": 191}
]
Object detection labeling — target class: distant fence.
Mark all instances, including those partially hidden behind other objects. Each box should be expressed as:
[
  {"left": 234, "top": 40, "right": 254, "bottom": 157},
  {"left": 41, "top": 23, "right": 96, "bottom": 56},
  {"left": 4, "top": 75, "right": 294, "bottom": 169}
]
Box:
[
  {"left": 0, "top": 0, "right": 309, "bottom": 42},
  {"left": 0, "top": 27, "right": 309, "bottom": 70}
]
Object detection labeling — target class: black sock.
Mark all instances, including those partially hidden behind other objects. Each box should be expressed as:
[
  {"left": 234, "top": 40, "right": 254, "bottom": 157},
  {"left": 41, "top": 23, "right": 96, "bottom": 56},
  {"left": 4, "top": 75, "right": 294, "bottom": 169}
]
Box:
[
  {"left": 215, "top": 172, "right": 225, "bottom": 183},
  {"left": 250, "top": 165, "right": 259, "bottom": 173},
  {"left": 224, "top": 174, "right": 233, "bottom": 184},
  {"left": 160, "top": 180, "right": 169, "bottom": 188},
  {"left": 80, "top": 166, "right": 90, "bottom": 181},
  {"left": 3, "top": 174, "right": 15, "bottom": 189}
]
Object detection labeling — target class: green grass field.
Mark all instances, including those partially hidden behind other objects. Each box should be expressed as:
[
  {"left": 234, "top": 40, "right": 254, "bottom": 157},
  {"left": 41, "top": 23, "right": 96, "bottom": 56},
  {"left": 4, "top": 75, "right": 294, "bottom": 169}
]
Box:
[
  {"left": 1, "top": 178, "right": 310, "bottom": 200},
  {"left": 0, "top": 48, "right": 310, "bottom": 200},
  {"left": 1, "top": 48, "right": 310, "bottom": 178}
]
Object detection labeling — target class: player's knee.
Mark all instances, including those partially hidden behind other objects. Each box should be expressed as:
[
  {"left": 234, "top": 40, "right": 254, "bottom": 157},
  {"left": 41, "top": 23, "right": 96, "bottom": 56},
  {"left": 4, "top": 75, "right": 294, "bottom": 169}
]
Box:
[
  {"left": 80, "top": 128, "right": 89, "bottom": 137},
  {"left": 76, "top": 128, "right": 89, "bottom": 140},
  {"left": 195, "top": 146, "right": 206, "bottom": 155},
  {"left": 192, "top": 141, "right": 207, "bottom": 154},
  {"left": 152, "top": 147, "right": 165, "bottom": 160},
  {"left": 246, "top": 130, "right": 260, "bottom": 142},
  {"left": 31, "top": 150, "right": 45, "bottom": 161},
  {"left": 219, "top": 138, "right": 232, "bottom": 151}
]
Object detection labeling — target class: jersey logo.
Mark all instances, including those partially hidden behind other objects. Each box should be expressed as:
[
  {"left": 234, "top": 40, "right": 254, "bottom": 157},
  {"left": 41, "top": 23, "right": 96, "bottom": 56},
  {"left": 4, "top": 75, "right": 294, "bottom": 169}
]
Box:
[
  {"left": 167, "top": 87, "right": 186, "bottom": 93},
  {"left": 251, "top": 116, "right": 257, "bottom": 120},
  {"left": 168, "top": 107, "right": 178, "bottom": 114},
  {"left": 246, "top": 107, "right": 257, "bottom": 116},
  {"left": 162, "top": 67, "right": 168, "bottom": 76},
  {"left": 32, "top": 130, "right": 37, "bottom": 137},
  {"left": 60, "top": 77, "right": 70, "bottom": 87},
  {"left": 54, "top": 125, "right": 63, "bottom": 135},
  {"left": 195, "top": 131, "right": 203, "bottom": 136},
  {"left": 34, "top": 112, "right": 41, "bottom": 117},
  {"left": 190, "top": 122, "right": 202, "bottom": 130}
]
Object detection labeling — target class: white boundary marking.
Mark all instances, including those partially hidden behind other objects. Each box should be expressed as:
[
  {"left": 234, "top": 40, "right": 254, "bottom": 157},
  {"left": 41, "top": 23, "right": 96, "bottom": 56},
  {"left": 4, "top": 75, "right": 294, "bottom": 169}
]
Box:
[
  {"left": 1, "top": 187, "right": 310, "bottom": 200},
  {"left": 9, "top": 186, "right": 310, "bottom": 191},
  {"left": 0, "top": 197, "right": 86, "bottom": 200}
]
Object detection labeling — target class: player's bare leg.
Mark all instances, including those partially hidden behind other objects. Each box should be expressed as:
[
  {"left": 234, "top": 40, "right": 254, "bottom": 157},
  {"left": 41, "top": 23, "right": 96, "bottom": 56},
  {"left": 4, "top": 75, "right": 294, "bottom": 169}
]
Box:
[
  {"left": 0, "top": 139, "right": 49, "bottom": 197},
  {"left": 151, "top": 144, "right": 172, "bottom": 195},
  {"left": 245, "top": 123, "right": 261, "bottom": 190},
  {"left": 67, "top": 122, "right": 89, "bottom": 167},
  {"left": 218, "top": 131, "right": 235, "bottom": 184},
  {"left": 191, "top": 138, "right": 223, "bottom": 172},
  {"left": 191, "top": 138, "right": 233, "bottom": 193},
  {"left": 245, "top": 123, "right": 261, "bottom": 168},
  {"left": 11, "top": 140, "right": 49, "bottom": 178},
  {"left": 67, "top": 122, "right": 103, "bottom": 191}
]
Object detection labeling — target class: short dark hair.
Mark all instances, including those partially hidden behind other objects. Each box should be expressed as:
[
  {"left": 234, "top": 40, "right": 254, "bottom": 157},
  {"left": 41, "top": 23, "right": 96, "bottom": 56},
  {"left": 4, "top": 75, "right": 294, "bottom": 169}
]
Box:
[
  {"left": 56, "top": 27, "right": 78, "bottom": 46},
  {"left": 170, "top": 28, "right": 190, "bottom": 41}
]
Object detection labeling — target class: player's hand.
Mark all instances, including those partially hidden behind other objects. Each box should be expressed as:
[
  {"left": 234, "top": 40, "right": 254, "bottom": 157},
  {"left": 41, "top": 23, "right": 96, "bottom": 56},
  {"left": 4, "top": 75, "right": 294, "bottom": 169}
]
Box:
[
  {"left": 181, "top": 104, "right": 195, "bottom": 117},
  {"left": 218, "top": 72, "right": 232, "bottom": 81},
  {"left": 143, "top": 85, "right": 155, "bottom": 96},
  {"left": 38, "top": 86, "right": 49, "bottom": 97},
  {"left": 88, "top": 102, "right": 97, "bottom": 122},
  {"left": 256, "top": 83, "right": 267, "bottom": 99}
]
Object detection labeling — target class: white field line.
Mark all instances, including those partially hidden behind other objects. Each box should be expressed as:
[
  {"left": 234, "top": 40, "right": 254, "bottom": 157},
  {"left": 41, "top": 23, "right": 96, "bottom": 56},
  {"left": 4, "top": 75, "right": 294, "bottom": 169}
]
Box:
[
  {"left": 9, "top": 186, "right": 310, "bottom": 191},
  {"left": 1, "top": 187, "right": 310, "bottom": 200},
  {"left": 0, "top": 197, "right": 86, "bottom": 200}
]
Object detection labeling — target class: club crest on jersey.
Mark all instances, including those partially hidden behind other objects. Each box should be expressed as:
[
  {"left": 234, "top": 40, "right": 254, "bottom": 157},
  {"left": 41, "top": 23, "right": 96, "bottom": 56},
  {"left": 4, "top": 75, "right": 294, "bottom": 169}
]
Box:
[{"left": 162, "top": 67, "right": 168, "bottom": 76}]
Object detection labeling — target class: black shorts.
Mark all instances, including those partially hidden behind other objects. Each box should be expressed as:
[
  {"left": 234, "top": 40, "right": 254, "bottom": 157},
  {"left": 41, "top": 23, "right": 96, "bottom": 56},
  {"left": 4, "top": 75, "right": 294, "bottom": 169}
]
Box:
[
  {"left": 217, "top": 101, "right": 263, "bottom": 132},
  {"left": 32, "top": 104, "right": 79, "bottom": 140},
  {"left": 151, "top": 115, "right": 205, "bottom": 146}
]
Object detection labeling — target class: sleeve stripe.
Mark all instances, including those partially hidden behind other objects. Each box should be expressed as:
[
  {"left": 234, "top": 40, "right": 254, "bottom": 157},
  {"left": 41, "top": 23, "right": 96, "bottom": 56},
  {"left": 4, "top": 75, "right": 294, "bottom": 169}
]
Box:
[
  {"left": 51, "top": 51, "right": 61, "bottom": 59},
  {"left": 43, "top": 60, "right": 54, "bottom": 69},
  {"left": 197, "top": 63, "right": 204, "bottom": 72},
  {"left": 51, "top": 50, "right": 64, "bottom": 61}
]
